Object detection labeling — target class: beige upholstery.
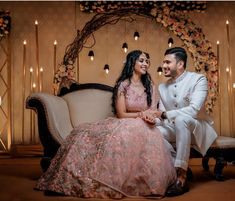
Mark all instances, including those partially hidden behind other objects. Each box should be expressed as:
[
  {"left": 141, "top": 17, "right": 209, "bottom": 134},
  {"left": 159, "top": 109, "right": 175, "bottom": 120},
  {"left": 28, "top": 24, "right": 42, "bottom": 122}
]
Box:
[
  {"left": 27, "top": 85, "right": 235, "bottom": 177},
  {"left": 28, "top": 88, "right": 114, "bottom": 144},
  {"left": 63, "top": 89, "right": 114, "bottom": 127},
  {"left": 28, "top": 91, "right": 235, "bottom": 151},
  {"left": 29, "top": 93, "right": 73, "bottom": 143},
  {"left": 211, "top": 136, "right": 235, "bottom": 149}
]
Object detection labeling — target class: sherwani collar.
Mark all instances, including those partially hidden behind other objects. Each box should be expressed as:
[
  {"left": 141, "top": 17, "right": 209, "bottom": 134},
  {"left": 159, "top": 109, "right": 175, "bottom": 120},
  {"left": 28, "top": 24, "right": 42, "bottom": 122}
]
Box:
[{"left": 167, "top": 71, "right": 187, "bottom": 84}]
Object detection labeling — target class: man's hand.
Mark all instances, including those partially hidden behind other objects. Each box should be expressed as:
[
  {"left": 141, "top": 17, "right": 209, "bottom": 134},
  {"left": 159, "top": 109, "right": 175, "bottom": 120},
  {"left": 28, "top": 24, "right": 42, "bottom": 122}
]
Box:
[
  {"left": 153, "top": 110, "right": 162, "bottom": 119},
  {"left": 141, "top": 110, "right": 156, "bottom": 124}
]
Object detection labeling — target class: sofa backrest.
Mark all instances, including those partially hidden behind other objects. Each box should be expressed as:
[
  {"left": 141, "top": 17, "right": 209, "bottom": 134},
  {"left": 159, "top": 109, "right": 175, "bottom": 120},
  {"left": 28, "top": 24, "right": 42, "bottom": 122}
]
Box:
[{"left": 62, "top": 84, "right": 114, "bottom": 128}]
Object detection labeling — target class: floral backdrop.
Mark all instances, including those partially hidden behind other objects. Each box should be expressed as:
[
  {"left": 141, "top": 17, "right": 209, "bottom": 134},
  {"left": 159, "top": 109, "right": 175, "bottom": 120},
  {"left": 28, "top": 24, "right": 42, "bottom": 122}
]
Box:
[
  {"left": 55, "top": 1, "right": 218, "bottom": 113},
  {"left": 0, "top": 10, "right": 10, "bottom": 39}
]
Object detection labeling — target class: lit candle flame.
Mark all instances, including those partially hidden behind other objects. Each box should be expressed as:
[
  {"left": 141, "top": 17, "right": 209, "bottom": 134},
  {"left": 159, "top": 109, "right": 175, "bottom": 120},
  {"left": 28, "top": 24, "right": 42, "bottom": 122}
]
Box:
[
  {"left": 233, "top": 83, "right": 235, "bottom": 89},
  {"left": 226, "top": 67, "right": 229, "bottom": 72},
  {"left": 226, "top": 20, "right": 229, "bottom": 25},
  {"left": 30, "top": 67, "right": 33, "bottom": 73},
  {"left": 40, "top": 67, "right": 43, "bottom": 72},
  {"left": 23, "top": 40, "right": 27, "bottom": 45},
  {"left": 217, "top": 41, "right": 220, "bottom": 45},
  {"left": 32, "top": 83, "right": 36, "bottom": 88},
  {"left": 35, "top": 20, "right": 38, "bottom": 25},
  {"left": 54, "top": 40, "right": 57, "bottom": 45}
]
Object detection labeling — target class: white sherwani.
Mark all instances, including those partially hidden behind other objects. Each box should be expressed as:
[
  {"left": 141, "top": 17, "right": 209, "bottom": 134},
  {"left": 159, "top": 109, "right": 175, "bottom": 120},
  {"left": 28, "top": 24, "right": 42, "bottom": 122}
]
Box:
[{"left": 157, "top": 71, "right": 217, "bottom": 170}]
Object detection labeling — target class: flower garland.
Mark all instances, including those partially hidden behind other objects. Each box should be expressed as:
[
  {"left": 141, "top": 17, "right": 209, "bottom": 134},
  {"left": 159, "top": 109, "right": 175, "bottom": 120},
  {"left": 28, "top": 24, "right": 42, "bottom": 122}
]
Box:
[
  {"left": 0, "top": 10, "right": 11, "bottom": 39},
  {"left": 55, "top": 5, "right": 218, "bottom": 113},
  {"left": 153, "top": 7, "right": 218, "bottom": 113}
]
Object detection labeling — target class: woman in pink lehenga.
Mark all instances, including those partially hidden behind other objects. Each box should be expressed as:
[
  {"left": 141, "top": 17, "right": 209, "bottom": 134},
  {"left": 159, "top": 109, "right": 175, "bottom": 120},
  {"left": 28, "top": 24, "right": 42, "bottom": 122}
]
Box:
[{"left": 36, "top": 50, "right": 176, "bottom": 198}]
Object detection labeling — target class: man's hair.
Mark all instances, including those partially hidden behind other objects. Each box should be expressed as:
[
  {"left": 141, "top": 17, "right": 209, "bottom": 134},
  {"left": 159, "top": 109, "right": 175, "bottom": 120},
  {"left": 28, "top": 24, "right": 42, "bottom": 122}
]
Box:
[{"left": 164, "top": 47, "right": 187, "bottom": 69}]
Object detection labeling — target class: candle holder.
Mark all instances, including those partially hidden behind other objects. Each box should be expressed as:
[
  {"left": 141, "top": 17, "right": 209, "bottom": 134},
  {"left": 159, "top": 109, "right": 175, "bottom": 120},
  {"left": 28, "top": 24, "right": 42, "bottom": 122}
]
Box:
[
  {"left": 35, "top": 20, "right": 40, "bottom": 92},
  {"left": 226, "top": 20, "right": 234, "bottom": 135},
  {"left": 40, "top": 67, "right": 43, "bottom": 92},
  {"left": 32, "top": 83, "right": 36, "bottom": 143},
  {"left": 29, "top": 67, "right": 33, "bottom": 143},
  {"left": 53, "top": 40, "right": 57, "bottom": 94},
  {"left": 22, "top": 40, "right": 27, "bottom": 143}
]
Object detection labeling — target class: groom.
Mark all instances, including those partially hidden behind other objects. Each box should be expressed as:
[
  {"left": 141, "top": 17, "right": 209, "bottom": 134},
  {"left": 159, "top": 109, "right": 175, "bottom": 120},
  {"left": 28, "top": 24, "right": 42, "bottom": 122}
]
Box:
[{"left": 154, "top": 47, "right": 217, "bottom": 196}]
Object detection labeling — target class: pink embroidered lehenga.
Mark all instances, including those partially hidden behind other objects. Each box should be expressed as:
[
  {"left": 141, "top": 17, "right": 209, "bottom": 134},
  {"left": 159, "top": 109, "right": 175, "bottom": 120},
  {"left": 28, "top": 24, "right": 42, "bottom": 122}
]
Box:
[{"left": 36, "top": 81, "right": 176, "bottom": 198}]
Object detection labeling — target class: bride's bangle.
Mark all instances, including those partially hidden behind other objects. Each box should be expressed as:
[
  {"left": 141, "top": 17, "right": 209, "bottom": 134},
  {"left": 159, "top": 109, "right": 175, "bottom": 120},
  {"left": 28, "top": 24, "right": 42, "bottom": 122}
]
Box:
[{"left": 137, "top": 111, "right": 143, "bottom": 118}]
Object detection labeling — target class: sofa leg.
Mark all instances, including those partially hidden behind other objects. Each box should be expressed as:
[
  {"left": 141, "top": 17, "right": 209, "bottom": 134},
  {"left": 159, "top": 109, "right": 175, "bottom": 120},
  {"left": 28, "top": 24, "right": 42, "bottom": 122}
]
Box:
[
  {"left": 202, "top": 156, "right": 210, "bottom": 171},
  {"left": 214, "top": 156, "right": 227, "bottom": 181},
  {"left": 40, "top": 157, "right": 52, "bottom": 172}
]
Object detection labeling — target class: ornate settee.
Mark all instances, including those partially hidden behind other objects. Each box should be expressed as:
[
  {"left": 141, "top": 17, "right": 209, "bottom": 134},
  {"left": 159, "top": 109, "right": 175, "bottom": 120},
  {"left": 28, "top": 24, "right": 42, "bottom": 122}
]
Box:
[{"left": 26, "top": 83, "right": 235, "bottom": 181}]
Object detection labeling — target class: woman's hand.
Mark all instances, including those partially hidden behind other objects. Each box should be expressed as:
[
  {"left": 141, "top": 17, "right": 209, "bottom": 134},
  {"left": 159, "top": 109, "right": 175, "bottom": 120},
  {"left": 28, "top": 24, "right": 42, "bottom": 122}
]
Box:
[{"left": 141, "top": 110, "right": 156, "bottom": 124}]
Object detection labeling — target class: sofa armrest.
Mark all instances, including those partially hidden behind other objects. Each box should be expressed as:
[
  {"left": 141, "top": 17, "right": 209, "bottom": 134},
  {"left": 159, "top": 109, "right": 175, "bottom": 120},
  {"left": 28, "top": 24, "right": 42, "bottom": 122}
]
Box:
[{"left": 26, "top": 93, "right": 73, "bottom": 158}]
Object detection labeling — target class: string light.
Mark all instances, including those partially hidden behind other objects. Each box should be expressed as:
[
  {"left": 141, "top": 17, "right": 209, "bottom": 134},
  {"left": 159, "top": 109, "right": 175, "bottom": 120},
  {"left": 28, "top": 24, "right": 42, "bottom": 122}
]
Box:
[{"left": 104, "top": 64, "right": 110, "bottom": 74}]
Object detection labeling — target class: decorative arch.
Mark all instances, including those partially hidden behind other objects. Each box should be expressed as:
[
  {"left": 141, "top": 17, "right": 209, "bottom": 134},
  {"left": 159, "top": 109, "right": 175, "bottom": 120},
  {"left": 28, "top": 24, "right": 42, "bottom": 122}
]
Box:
[{"left": 55, "top": 6, "right": 218, "bottom": 113}]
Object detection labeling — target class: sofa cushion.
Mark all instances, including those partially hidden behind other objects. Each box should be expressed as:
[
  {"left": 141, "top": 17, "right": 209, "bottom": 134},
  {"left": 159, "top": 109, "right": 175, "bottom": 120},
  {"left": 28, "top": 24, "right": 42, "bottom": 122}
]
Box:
[
  {"left": 210, "top": 136, "right": 235, "bottom": 149},
  {"left": 63, "top": 89, "right": 114, "bottom": 127}
]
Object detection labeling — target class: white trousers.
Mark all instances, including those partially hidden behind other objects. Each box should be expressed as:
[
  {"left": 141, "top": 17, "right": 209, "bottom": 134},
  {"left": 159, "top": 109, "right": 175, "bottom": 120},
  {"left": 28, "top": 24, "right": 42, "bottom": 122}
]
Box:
[{"left": 158, "top": 115, "right": 197, "bottom": 171}]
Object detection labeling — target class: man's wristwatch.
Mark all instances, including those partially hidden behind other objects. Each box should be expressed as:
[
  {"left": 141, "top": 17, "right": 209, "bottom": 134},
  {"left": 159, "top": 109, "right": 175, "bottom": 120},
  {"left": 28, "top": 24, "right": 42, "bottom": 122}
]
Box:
[{"left": 161, "top": 111, "right": 167, "bottom": 120}]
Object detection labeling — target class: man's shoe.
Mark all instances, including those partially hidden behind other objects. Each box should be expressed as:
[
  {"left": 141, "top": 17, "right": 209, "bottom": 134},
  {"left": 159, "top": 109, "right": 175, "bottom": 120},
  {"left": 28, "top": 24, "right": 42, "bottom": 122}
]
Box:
[{"left": 165, "top": 179, "right": 189, "bottom": 197}]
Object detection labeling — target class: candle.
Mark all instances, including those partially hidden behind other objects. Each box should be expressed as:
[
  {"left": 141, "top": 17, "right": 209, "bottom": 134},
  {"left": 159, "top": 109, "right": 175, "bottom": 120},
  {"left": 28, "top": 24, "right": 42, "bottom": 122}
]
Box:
[
  {"left": 40, "top": 67, "right": 43, "bottom": 92},
  {"left": 35, "top": 20, "right": 40, "bottom": 92},
  {"left": 53, "top": 40, "right": 57, "bottom": 77},
  {"left": 22, "top": 40, "right": 27, "bottom": 143},
  {"left": 32, "top": 83, "right": 36, "bottom": 92},
  {"left": 29, "top": 67, "right": 33, "bottom": 93},
  {"left": 216, "top": 41, "right": 220, "bottom": 65}
]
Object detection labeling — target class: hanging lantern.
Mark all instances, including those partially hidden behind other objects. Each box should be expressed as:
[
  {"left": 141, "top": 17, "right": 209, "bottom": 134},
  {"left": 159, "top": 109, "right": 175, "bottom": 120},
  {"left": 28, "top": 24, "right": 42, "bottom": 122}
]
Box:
[
  {"left": 157, "top": 66, "right": 163, "bottom": 75},
  {"left": 88, "top": 50, "right": 95, "bottom": 61},
  {"left": 104, "top": 64, "right": 110, "bottom": 74},
  {"left": 122, "top": 42, "right": 128, "bottom": 53},
  {"left": 134, "top": 31, "right": 140, "bottom": 41},
  {"left": 168, "top": 38, "right": 174, "bottom": 48}
]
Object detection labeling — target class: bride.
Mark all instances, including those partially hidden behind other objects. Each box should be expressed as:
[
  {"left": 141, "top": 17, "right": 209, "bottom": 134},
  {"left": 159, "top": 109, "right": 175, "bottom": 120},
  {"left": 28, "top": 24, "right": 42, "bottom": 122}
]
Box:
[{"left": 35, "top": 50, "right": 176, "bottom": 198}]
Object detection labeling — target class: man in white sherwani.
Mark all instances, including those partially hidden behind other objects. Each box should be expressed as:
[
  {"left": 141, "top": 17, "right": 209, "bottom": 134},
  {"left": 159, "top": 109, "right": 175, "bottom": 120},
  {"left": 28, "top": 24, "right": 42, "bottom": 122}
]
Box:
[{"left": 154, "top": 47, "right": 217, "bottom": 196}]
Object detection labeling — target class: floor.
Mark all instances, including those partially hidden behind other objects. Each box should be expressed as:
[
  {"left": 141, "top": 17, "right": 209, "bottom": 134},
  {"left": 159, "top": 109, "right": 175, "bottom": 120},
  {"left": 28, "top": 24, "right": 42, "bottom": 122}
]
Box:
[{"left": 0, "top": 156, "right": 235, "bottom": 201}]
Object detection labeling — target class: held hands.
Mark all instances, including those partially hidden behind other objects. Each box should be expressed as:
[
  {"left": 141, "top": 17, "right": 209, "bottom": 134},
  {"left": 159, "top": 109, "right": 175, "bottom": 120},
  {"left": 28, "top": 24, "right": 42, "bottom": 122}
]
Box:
[
  {"left": 138, "top": 109, "right": 166, "bottom": 124},
  {"left": 139, "top": 109, "right": 156, "bottom": 125}
]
